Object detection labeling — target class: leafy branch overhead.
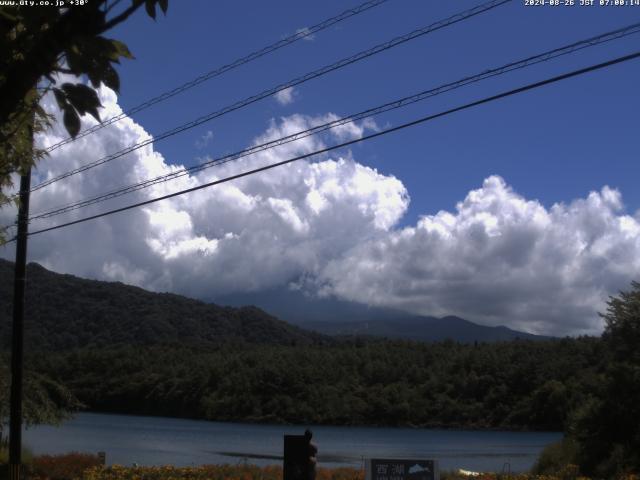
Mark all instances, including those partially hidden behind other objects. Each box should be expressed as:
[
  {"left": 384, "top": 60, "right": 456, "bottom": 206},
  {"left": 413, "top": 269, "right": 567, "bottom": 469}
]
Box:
[
  {"left": 51, "top": 36, "right": 136, "bottom": 135},
  {"left": 53, "top": 83, "right": 102, "bottom": 138},
  {"left": 0, "top": 0, "right": 169, "bottom": 218},
  {"left": 0, "top": 357, "right": 83, "bottom": 432}
]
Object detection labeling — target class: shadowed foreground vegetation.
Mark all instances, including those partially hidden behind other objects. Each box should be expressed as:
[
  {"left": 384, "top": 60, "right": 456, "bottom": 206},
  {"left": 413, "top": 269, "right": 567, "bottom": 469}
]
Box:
[
  {"left": 78, "top": 464, "right": 640, "bottom": 480},
  {"left": 13, "top": 456, "right": 640, "bottom": 480}
]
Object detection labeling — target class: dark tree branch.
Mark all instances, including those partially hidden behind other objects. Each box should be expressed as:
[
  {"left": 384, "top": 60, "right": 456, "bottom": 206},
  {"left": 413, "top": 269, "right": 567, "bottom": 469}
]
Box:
[
  {"left": 105, "top": 0, "right": 126, "bottom": 15},
  {"left": 0, "top": 5, "right": 104, "bottom": 125},
  {"left": 101, "top": 0, "right": 145, "bottom": 33}
]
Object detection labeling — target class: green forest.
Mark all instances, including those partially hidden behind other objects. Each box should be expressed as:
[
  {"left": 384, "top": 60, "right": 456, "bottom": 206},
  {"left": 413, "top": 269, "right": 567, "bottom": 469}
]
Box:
[
  {"left": 0, "top": 260, "right": 328, "bottom": 351},
  {"left": 23, "top": 337, "right": 602, "bottom": 431},
  {"left": 1, "top": 260, "right": 640, "bottom": 476}
]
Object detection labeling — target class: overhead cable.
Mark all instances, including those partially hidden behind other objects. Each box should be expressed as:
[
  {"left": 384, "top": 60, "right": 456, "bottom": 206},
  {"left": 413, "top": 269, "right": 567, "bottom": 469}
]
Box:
[
  {"left": 27, "top": 21, "right": 640, "bottom": 221},
  {"left": 43, "top": 0, "right": 391, "bottom": 153},
  {"left": 29, "top": 0, "right": 512, "bottom": 193},
  {"left": 18, "top": 49, "right": 640, "bottom": 239}
]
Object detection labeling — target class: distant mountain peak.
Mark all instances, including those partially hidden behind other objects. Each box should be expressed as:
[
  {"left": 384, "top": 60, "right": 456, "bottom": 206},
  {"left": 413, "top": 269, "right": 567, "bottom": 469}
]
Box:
[
  {"left": 0, "top": 259, "right": 552, "bottom": 348},
  {"left": 215, "top": 287, "right": 553, "bottom": 343},
  {"left": 300, "top": 315, "right": 552, "bottom": 343}
]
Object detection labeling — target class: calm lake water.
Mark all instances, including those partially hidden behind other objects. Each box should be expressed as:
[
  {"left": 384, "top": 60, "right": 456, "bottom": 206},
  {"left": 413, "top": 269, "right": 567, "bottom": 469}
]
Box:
[{"left": 23, "top": 412, "right": 561, "bottom": 473}]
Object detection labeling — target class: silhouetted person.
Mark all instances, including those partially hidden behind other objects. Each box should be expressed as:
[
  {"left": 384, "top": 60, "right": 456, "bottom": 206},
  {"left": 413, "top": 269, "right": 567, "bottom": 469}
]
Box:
[{"left": 305, "top": 429, "right": 317, "bottom": 480}]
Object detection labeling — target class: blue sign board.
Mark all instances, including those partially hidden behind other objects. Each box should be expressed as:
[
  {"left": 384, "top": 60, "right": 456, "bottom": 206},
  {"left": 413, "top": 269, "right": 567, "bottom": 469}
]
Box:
[{"left": 366, "top": 458, "right": 439, "bottom": 480}]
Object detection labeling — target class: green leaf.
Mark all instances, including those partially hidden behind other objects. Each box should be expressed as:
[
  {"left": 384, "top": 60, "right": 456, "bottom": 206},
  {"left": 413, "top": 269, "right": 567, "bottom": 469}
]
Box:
[
  {"left": 0, "top": 7, "right": 18, "bottom": 21},
  {"left": 145, "top": 0, "right": 156, "bottom": 19},
  {"left": 101, "top": 63, "right": 120, "bottom": 93},
  {"left": 34, "top": 104, "right": 48, "bottom": 121},
  {"left": 61, "top": 83, "right": 102, "bottom": 123},
  {"left": 87, "top": 72, "right": 102, "bottom": 89},
  {"left": 84, "top": 104, "right": 101, "bottom": 123},
  {"left": 64, "top": 46, "right": 89, "bottom": 76},
  {"left": 95, "top": 36, "right": 122, "bottom": 62},
  {"left": 110, "top": 39, "right": 135, "bottom": 60},
  {"left": 78, "top": 36, "right": 118, "bottom": 63},
  {"left": 84, "top": 61, "right": 103, "bottom": 89},
  {"left": 62, "top": 107, "right": 81, "bottom": 138},
  {"left": 80, "top": 55, "right": 108, "bottom": 89},
  {"left": 52, "top": 88, "right": 68, "bottom": 110}
]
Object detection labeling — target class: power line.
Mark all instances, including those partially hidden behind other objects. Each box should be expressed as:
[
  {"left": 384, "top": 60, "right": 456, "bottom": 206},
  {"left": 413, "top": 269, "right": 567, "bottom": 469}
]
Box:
[
  {"left": 43, "top": 0, "right": 390, "bottom": 154},
  {"left": 18, "top": 50, "right": 640, "bottom": 239},
  {"left": 28, "top": 0, "right": 512, "bottom": 194},
  {"left": 26, "top": 21, "right": 640, "bottom": 221}
]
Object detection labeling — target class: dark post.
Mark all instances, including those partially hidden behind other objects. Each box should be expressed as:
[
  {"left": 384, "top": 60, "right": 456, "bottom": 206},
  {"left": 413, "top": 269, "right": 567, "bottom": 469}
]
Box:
[
  {"left": 283, "top": 430, "right": 318, "bottom": 480},
  {"left": 283, "top": 434, "right": 307, "bottom": 480},
  {"left": 9, "top": 160, "right": 32, "bottom": 477},
  {"left": 305, "top": 429, "right": 317, "bottom": 480}
]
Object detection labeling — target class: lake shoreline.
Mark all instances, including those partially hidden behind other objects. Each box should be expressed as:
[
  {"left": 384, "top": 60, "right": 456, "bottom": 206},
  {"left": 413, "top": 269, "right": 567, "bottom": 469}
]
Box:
[
  {"left": 24, "top": 412, "right": 561, "bottom": 473},
  {"left": 77, "top": 408, "right": 563, "bottom": 435}
]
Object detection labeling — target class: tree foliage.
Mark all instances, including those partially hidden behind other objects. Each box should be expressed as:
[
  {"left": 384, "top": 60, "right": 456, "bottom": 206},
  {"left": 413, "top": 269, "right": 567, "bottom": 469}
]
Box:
[
  {"left": 0, "top": 0, "right": 169, "bottom": 428},
  {"left": 25, "top": 337, "right": 605, "bottom": 432},
  {"left": 568, "top": 281, "right": 640, "bottom": 477},
  {"left": 3, "top": 268, "right": 639, "bottom": 473},
  {"left": 0, "top": 355, "right": 82, "bottom": 441},
  {"left": 0, "top": 0, "right": 168, "bottom": 229},
  {"left": 0, "top": 258, "right": 612, "bottom": 433},
  {"left": 0, "top": 260, "right": 329, "bottom": 351}
]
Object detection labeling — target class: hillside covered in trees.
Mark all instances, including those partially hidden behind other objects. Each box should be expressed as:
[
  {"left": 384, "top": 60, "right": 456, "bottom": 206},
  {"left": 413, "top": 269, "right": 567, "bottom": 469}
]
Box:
[
  {"left": 0, "top": 258, "right": 603, "bottom": 432},
  {"left": 0, "top": 259, "right": 549, "bottom": 347},
  {"left": 2, "top": 260, "right": 639, "bottom": 476},
  {"left": 25, "top": 337, "right": 602, "bottom": 431},
  {"left": 0, "top": 259, "right": 328, "bottom": 349}
]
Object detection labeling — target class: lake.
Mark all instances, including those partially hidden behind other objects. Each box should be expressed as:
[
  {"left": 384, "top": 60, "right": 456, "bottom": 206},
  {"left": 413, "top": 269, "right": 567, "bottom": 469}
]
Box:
[{"left": 23, "top": 412, "right": 561, "bottom": 473}]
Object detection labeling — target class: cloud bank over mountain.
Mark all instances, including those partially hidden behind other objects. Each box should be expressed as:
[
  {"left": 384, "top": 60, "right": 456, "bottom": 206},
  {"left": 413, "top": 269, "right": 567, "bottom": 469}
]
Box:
[
  {"left": 316, "top": 176, "right": 640, "bottom": 335},
  {"left": 1, "top": 84, "right": 638, "bottom": 336}
]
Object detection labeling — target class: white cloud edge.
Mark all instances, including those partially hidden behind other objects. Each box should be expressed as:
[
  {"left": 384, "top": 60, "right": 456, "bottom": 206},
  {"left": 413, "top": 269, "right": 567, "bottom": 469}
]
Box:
[
  {"left": 0, "top": 82, "right": 638, "bottom": 337},
  {"left": 274, "top": 86, "right": 296, "bottom": 106}
]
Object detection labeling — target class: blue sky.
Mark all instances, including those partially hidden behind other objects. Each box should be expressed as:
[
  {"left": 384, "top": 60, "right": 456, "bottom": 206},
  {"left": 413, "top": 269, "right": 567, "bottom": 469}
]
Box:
[
  {"left": 3, "top": 0, "right": 639, "bottom": 336},
  {"left": 109, "top": 0, "right": 640, "bottom": 226}
]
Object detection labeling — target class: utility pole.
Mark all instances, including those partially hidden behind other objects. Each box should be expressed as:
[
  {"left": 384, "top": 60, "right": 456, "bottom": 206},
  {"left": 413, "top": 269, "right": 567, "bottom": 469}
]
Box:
[{"left": 8, "top": 117, "right": 33, "bottom": 480}]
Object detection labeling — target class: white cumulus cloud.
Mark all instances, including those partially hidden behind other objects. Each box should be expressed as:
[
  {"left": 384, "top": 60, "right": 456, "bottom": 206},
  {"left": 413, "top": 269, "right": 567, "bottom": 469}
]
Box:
[
  {"left": 315, "top": 176, "right": 640, "bottom": 336},
  {"left": 1, "top": 82, "right": 639, "bottom": 337},
  {"left": 0, "top": 82, "right": 405, "bottom": 299}
]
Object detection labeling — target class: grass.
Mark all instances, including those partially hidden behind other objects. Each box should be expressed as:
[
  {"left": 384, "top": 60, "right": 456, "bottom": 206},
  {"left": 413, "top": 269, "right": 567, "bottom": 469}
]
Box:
[
  {"left": 82, "top": 464, "right": 363, "bottom": 480},
  {"left": 29, "top": 452, "right": 103, "bottom": 480},
  {"left": 58, "top": 463, "right": 640, "bottom": 480},
  {"left": 0, "top": 445, "right": 33, "bottom": 465},
  {"left": 1, "top": 451, "right": 638, "bottom": 480}
]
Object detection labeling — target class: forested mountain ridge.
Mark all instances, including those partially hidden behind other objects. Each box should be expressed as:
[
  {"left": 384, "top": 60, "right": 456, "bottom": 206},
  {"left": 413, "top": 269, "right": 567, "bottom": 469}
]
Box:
[
  {"left": 217, "top": 288, "right": 552, "bottom": 343},
  {"left": 1, "top": 259, "right": 636, "bottom": 476},
  {"left": 0, "top": 259, "right": 614, "bottom": 434},
  {"left": 0, "top": 259, "right": 329, "bottom": 349},
  {"left": 302, "top": 315, "right": 551, "bottom": 343},
  {"left": 1, "top": 259, "right": 550, "bottom": 348}
]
